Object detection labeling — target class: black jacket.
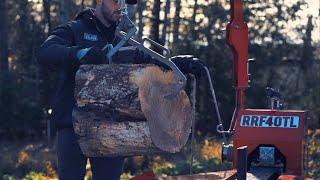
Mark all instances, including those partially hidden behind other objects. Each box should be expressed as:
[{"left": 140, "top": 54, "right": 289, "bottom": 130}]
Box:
[{"left": 38, "top": 9, "right": 159, "bottom": 129}]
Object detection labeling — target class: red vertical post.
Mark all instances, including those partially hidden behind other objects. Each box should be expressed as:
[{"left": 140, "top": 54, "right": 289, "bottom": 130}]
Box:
[
  {"left": 226, "top": 0, "right": 248, "bottom": 130},
  {"left": 226, "top": 0, "right": 249, "bottom": 92}
]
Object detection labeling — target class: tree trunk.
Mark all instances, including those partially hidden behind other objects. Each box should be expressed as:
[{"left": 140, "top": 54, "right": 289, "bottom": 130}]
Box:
[
  {"left": 190, "top": 0, "right": 198, "bottom": 41},
  {"left": 150, "top": 0, "right": 161, "bottom": 48},
  {"left": 137, "top": 0, "right": 145, "bottom": 41},
  {"left": 161, "top": 0, "right": 171, "bottom": 46},
  {"left": 92, "top": 0, "right": 96, "bottom": 7},
  {"left": 59, "top": 0, "right": 71, "bottom": 23},
  {"left": 73, "top": 64, "right": 192, "bottom": 157},
  {"left": 73, "top": 107, "right": 158, "bottom": 157},
  {"left": 0, "top": 0, "right": 9, "bottom": 72},
  {"left": 43, "top": 0, "right": 52, "bottom": 33},
  {"left": 80, "top": 0, "right": 85, "bottom": 12},
  {"left": 173, "top": 0, "right": 181, "bottom": 45},
  {"left": 17, "top": 0, "right": 32, "bottom": 66}
]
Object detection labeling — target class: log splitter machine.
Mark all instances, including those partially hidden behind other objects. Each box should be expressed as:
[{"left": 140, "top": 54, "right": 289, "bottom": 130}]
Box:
[
  {"left": 111, "top": 0, "right": 308, "bottom": 179},
  {"left": 215, "top": 0, "right": 308, "bottom": 179}
]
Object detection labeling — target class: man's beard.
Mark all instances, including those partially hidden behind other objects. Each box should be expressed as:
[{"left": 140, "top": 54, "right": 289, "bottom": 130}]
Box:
[{"left": 101, "top": 1, "right": 120, "bottom": 24}]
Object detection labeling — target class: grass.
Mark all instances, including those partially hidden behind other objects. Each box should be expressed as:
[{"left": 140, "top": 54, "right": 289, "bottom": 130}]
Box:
[
  {"left": 307, "top": 129, "right": 320, "bottom": 178},
  {"left": 0, "top": 129, "right": 319, "bottom": 179}
]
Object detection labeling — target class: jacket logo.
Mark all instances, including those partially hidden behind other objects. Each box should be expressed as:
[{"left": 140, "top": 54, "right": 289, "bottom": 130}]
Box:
[{"left": 84, "top": 33, "right": 98, "bottom": 41}]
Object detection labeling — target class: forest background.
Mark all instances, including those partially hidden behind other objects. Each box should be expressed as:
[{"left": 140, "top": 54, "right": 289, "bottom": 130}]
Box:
[{"left": 0, "top": 0, "right": 319, "bottom": 179}]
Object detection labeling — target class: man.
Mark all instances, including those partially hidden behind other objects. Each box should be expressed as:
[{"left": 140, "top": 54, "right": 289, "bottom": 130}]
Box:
[{"left": 37, "top": 0, "right": 205, "bottom": 179}]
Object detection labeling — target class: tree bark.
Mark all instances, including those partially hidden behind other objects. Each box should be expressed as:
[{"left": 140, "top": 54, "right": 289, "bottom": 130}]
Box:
[
  {"left": 150, "top": 0, "right": 161, "bottom": 50},
  {"left": 161, "top": 0, "right": 171, "bottom": 46},
  {"left": 80, "top": 0, "right": 85, "bottom": 12},
  {"left": 190, "top": 0, "right": 198, "bottom": 41},
  {"left": 43, "top": 0, "right": 52, "bottom": 33},
  {"left": 137, "top": 0, "right": 145, "bottom": 41},
  {"left": 73, "top": 107, "right": 159, "bottom": 157},
  {"left": 173, "top": 0, "right": 181, "bottom": 45},
  {"left": 73, "top": 64, "right": 192, "bottom": 157},
  {"left": 59, "top": 0, "right": 71, "bottom": 23},
  {"left": 0, "top": 0, "right": 9, "bottom": 72}
]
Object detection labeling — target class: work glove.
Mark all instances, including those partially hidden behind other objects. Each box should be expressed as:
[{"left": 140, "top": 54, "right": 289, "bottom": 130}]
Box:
[
  {"left": 72, "top": 46, "right": 108, "bottom": 65},
  {"left": 170, "top": 55, "right": 206, "bottom": 78}
]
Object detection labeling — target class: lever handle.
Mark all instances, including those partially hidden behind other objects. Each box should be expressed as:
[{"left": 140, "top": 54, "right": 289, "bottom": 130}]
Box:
[
  {"left": 265, "top": 87, "right": 284, "bottom": 100},
  {"left": 142, "top": 37, "right": 171, "bottom": 57}
]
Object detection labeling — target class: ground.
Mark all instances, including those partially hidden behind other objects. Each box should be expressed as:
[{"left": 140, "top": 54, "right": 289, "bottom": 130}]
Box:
[{"left": 0, "top": 129, "right": 319, "bottom": 179}]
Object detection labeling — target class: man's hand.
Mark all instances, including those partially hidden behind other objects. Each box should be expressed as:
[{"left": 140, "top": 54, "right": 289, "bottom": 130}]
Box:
[
  {"left": 170, "top": 55, "right": 206, "bottom": 78},
  {"left": 74, "top": 46, "right": 108, "bottom": 65}
]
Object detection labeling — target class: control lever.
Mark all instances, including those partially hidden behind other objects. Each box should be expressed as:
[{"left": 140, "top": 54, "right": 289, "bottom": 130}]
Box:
[{"left": 265, "top": 87, "right": 285, "bottom": 110}]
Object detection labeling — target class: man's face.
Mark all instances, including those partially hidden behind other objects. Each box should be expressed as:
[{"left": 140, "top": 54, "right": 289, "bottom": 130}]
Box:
[{"left": 100, "top": 0, "right": 122, "bottom": 23}]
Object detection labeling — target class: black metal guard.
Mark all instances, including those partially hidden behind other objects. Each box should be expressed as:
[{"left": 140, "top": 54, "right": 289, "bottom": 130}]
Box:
[{"left": 237, "top": 146, "right": 248, "bottom": 180}]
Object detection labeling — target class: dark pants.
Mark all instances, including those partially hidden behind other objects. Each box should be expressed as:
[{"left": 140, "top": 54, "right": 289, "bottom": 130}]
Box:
[{"left": 57, "top": 128, "right": 125, "bottom": 180}]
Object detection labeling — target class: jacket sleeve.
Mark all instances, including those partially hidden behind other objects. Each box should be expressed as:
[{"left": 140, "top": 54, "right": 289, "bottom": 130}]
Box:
[{"left": 37, "top": 22, "right": 79, "bottom": 70}]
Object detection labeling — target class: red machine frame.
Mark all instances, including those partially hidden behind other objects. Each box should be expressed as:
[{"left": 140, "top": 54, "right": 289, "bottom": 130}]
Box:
[{"left": 226, "top": 0, "right": 307, "bottom": 177}]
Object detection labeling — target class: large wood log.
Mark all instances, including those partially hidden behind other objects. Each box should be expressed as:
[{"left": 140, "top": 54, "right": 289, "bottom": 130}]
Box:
[
  {"left": 73, "top": 107, "right": 159, "bottom": 157},
  {"left": 73, "top": 64, "right": 192, "bottom": 157}
]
